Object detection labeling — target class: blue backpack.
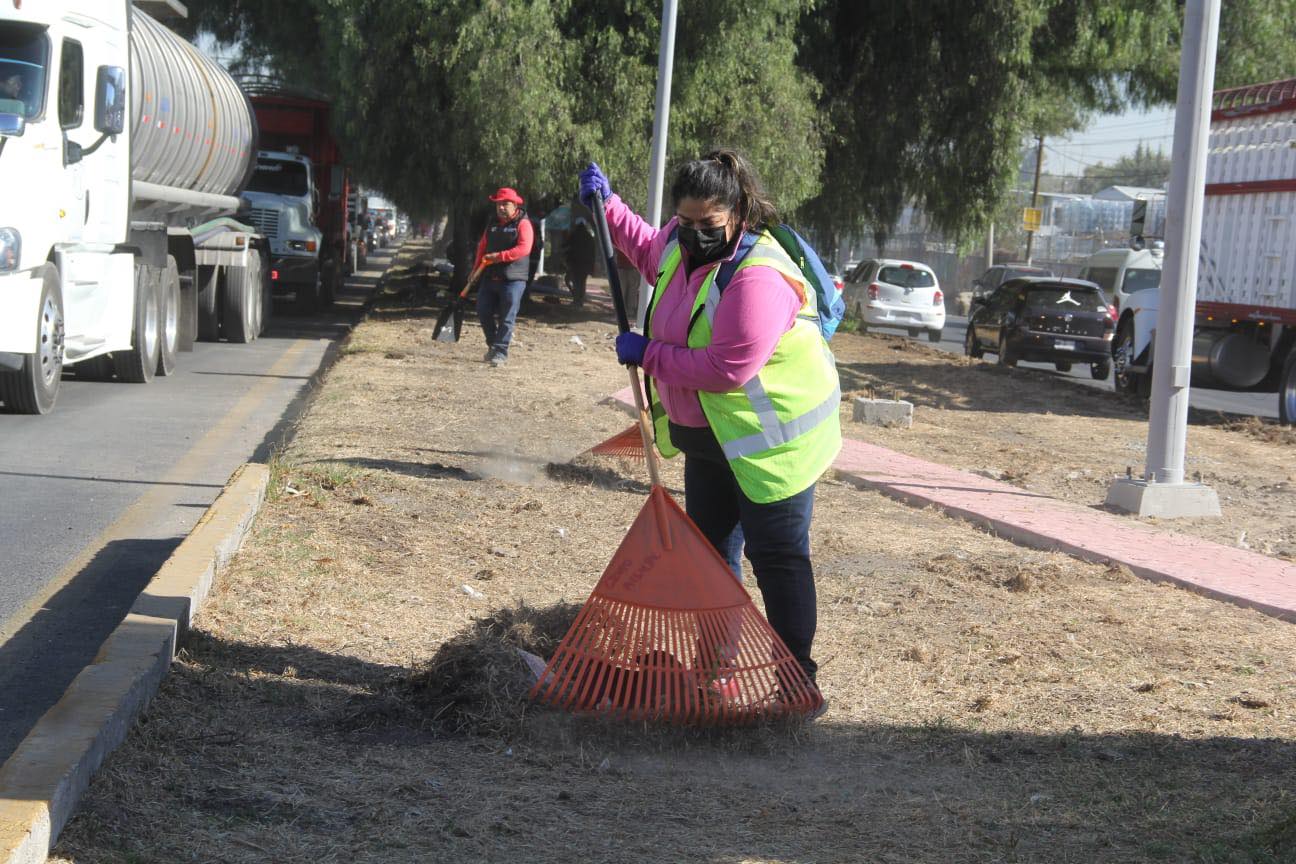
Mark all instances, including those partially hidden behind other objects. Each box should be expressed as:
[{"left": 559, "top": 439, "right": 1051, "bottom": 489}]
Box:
[{"left": 668, "top": 224, "right": 846, "bottom": 340}]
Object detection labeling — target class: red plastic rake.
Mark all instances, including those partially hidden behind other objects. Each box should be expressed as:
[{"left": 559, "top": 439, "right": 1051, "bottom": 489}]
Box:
[
  {"left": 587, "top": 423, "right": 648, "bottom": 459},
  {"left": 529, "top": 190, "right": 822, "bottom": 725},
  {"left": 529, "top": 486, "right": 822, "bottom": 724}
]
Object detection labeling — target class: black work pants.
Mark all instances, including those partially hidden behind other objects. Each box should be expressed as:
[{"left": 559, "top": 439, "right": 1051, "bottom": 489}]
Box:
[{"left": 670, "top": 423, "right": 818, "bottom": 682}]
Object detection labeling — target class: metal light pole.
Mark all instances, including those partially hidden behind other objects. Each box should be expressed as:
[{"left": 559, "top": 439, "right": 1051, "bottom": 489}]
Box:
[
  {"left": 1105, "top": 0, "right": 1221, "bottom": 519},
  {"left": 636, "top": 0, "right": 678, "bottom": 330}
]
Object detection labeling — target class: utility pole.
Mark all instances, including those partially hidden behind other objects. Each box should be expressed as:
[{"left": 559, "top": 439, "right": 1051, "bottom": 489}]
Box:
[
  {"left": 1105, "top": 0, "right": 1221, "bottom": 519},
  {"left": 636, "top": 0, "right": 679, "bottom": 330},
  {"left": 1024, "top": 135, "right": 1044, "bottom": 263},
  {"left": 985, "top": 222, "right": 994, "bottom": 270}
]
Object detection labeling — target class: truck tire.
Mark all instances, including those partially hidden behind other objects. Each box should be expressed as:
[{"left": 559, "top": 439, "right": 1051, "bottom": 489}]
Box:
[
  {"left": 259, "top": 260, "right": 272, "bottom": 336},
  {"left": 113, "top": 264, "right": 160, "bottom": 384},
  {"left": 222, "top": 251, "right": 260, "bottom": 344},
  {"left": 0, "top": 266, "right": 63, "bottom": 414},
  {"left": 196, "top": 265, "right": 220, "bottom": 342},
  {"left": 1280, "top": 352, "right": 1296, "bottom": 426},
  {"left": 1112, "top": 317, "right": 1141, "bottom": 395},
  {"left": 157, "top": 256, "right": 180, "bottom": 376}
]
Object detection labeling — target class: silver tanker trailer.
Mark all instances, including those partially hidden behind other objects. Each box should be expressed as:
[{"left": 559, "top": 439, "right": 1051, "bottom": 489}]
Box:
[{"left": 0, "top": 0, "right": 270, "bottom": 414}]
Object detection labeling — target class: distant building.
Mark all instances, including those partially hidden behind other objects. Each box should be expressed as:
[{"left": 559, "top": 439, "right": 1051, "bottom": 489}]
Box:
[{"left": 1093, "top": 185, "right": 1166, "bottom": 203}]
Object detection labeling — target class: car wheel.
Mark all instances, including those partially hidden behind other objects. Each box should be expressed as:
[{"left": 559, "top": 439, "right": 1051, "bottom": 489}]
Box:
[
  {"left": 1054, "top": 361, "right": 1072, "bottom": 373},
  {"left": 908, "top": 328, "right": 922, "bottom": 338},
  {"left": 964, "top": 324, "right": 983, "bottom": 359},
  {"left": 997, "top": 333, "right": 1017, "bottom": 367},
  {"left": 1112, "top": 317, "right": 1141, "bottom": 395},
  {"left": 1091, "top": 358, "right": 1112, "bottom": 380},
  {"left": 927, "top": 329, "right": 941, "bottom": 343}
]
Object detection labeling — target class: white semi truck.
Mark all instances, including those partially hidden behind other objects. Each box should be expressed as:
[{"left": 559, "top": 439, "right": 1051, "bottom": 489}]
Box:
[
  {"left": 1113, "top": 77, "right": 1296, "bottom": 423},
  {"left": 0, "top": 0, "right": 270, "bottom": 414}
]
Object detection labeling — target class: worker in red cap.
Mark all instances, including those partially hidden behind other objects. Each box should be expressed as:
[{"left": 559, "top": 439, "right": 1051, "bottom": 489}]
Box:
[{"left": 473, "top": 187, "right": 534, "bottom": 366}]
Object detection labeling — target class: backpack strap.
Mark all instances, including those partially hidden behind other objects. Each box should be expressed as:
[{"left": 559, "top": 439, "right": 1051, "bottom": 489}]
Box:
[{"left": 715, "top": 231, "right": 760, "bottom": 294}]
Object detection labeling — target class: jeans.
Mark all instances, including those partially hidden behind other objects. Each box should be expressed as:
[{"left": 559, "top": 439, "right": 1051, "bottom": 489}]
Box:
[
  {"left": 670, "top": 423, "right": 819, "bottom": 681},
  {"left": 476, "top": 278, "right": 526, "bottom": 355}
]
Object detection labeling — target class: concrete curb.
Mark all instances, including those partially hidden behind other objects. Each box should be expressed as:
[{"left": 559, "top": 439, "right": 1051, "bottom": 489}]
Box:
[{"left": 0, "top": 463, "right": 270, "bottom": 864}]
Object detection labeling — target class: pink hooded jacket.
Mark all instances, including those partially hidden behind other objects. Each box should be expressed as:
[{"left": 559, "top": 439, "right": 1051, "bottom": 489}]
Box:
[{"left": 603, "top": 195, "right": 802, "bottom": 428}]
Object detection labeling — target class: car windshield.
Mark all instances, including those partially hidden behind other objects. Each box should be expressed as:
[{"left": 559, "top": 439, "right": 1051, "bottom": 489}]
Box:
[
  {"left": 1121, "top": 268, "right": 1161, "bottom": 294},
  {"left": 247, "top": 160, "right": 309, "bottom": 197},
  {"left": 1025, "top": 286, "right": 1106, "bottom": 312},
  {"left": 878, "top": 266, "right": 935, "bottom": 288},
  {"left": 0, "top": 24, "right": 51, "bottom": 120}
]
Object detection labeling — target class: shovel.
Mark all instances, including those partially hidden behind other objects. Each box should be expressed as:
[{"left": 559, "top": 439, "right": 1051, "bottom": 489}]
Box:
[{"left": 433, "top": 262, "right": 485, "bottom": 342}]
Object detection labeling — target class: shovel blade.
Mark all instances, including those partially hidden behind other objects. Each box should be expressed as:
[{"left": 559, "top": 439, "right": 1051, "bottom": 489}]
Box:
[{"left": 433, "top": 302, "right": 459, "bottom": 342}]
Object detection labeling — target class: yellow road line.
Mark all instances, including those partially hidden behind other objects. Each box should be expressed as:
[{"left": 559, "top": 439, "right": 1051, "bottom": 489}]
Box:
[{"left": 0, "top": 339, "right": 313, "bottom": 646}]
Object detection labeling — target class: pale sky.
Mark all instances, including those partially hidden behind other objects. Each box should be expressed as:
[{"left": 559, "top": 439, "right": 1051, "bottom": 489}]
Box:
[{"left": 1048, "top": 106, "right": 1177, "bottom": 181}]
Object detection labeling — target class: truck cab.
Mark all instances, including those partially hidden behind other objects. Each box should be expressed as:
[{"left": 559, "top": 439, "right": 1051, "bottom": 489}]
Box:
[{"left": 240, "top": 149, "right": 323, "bottom": 311}]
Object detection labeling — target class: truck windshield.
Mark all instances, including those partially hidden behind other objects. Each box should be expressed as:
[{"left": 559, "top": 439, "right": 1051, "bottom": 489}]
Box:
[
  {"left": 0, "top": 24, "right": 50, "bottom": 120},
  {"left": 1121, "top": 268, "right": 1161, "bottom": 294},
  {"left": 247, "top": 160, "right": 309, "bottom": 197}
]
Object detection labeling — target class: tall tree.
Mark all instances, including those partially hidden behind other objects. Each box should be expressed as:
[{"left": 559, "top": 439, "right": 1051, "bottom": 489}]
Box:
[{"left": 796, "top": 0, "right": 1296, "bottom": 248}]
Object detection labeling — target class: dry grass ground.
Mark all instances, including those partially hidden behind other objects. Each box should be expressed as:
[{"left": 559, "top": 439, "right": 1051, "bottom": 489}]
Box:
[
  {"left": 52, "top": 244, "right": 1296, "bottom": 863},
  {"left": 831, "top": 332, "right": 1296, "bottom": 560}
]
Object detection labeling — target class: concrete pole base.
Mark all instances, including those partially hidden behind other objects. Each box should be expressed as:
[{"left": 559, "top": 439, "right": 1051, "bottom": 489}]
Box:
[{"left": 1105, "top": 477, "right": 1222, "bottom": 519}]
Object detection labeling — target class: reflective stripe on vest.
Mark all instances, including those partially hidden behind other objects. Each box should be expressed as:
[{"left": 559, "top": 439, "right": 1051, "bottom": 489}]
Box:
[{"left": 646, "top": 230, "right": 841, "bottom": 502}]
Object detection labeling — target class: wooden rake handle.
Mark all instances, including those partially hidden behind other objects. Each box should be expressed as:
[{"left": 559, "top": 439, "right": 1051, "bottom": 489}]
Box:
[{"left": 590, "top": 192, "right": 663, "bottom": 489}]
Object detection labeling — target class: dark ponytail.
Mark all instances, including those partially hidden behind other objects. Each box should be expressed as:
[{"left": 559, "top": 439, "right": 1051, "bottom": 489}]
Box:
[{"left": 670, "top": 147, "right": 780, "bottom": 230}]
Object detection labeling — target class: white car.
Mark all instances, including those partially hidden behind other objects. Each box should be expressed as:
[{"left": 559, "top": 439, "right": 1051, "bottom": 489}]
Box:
[{"left": 844, "top": 258, "right": 945, "bottom": 342}]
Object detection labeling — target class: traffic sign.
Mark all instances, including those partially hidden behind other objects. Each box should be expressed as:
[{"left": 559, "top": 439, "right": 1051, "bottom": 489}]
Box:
[{"left": 1022, "top": 207, "right": 1042, "bottom": 232}]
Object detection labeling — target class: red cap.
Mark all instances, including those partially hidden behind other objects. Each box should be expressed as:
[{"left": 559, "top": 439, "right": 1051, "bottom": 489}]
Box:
[{"left": 488, "top": 187, "right": 524, "bottom": 205}]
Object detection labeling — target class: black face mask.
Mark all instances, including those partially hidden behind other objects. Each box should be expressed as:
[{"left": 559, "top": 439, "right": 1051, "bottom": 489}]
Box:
[{"left": 678, "top": 224, "right": 733, "bottom": 265}]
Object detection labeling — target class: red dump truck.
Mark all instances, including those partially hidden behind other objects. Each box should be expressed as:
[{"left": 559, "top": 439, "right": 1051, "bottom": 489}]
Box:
[{"left": 238, "top": 78, "right": 352, "bottom": 309}]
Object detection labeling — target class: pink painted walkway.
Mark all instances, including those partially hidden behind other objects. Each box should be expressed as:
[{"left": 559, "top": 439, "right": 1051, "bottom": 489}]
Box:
[{"left": 605, "top": 387, "right": 1296, "bottom": 622}]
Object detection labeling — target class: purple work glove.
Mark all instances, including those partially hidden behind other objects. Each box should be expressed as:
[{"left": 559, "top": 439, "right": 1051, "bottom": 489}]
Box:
[
  {"left": 579, "top": 162, "right": 612, "bottom": 208},
  {"left": 615, "top": 331, "right": 649, "bottom": 366}
]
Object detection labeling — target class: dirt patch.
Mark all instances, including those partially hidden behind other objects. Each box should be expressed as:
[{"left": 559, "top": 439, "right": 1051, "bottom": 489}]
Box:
[
  {"left": 832, "top": 332, "right": 1296, "bottom": 560},
  {"left": 52, "top": 255, "right": 1296, "bottom": 864}
]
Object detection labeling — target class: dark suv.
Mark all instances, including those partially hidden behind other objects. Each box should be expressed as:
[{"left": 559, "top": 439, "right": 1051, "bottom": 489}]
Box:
[
  {"left": 965, "top": 278, "right": 1116, "bottom": 379},
  {"left": 971, "top": 263, "right": 1055, "bottom": 298}
]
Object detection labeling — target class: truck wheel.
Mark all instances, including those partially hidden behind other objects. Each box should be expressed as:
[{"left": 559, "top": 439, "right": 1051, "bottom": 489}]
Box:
[
  {"left": 1112, "top": 318, "right": 1141, "bottom": 395},
  {"left": 1280, "top": 352, "right": 1296, "bottom": 425},
  {"left": 0, "top": 266, "right": 63, "bottom": 414},
  {"left": 259, "top": 260, "right": 273, "bottom": 336},
  {"left": 196, "top": 265, "right": 220, "bottom": 342},
  {"left": 222, "top": 251, "right": 260, "bottom": 344},
  {"left": 113, "top": 265, "right": 160, "bottom": 384},
  {"left": 157, "top": 256, "right": 180, "bottom": 376}
]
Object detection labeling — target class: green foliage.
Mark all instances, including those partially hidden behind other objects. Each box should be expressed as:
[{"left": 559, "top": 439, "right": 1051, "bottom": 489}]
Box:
[
  {"left": 185, "top": 0, "right": 1296, "bottom": 251},
  {"left": 796, "top": 0, "right": 1296, "bottom": 246}
]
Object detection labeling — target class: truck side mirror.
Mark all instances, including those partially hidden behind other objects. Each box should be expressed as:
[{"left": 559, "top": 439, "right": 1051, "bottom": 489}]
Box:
[
  {"left": 0, "top": 112, "right": 24, "bottom": 138},
  {"left": 93, "top": 66, "right": 126, "bottom": 137}
]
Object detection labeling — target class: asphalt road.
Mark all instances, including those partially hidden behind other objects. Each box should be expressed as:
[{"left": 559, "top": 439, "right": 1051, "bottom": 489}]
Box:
[
  {"left": 875, "top": 315, "right": 1278, "bottom": 420},
  {"left": 0, "top": 251, "right": 386, "bottom": 763}
]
